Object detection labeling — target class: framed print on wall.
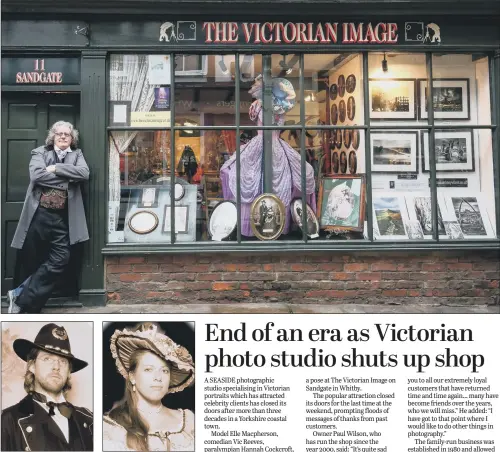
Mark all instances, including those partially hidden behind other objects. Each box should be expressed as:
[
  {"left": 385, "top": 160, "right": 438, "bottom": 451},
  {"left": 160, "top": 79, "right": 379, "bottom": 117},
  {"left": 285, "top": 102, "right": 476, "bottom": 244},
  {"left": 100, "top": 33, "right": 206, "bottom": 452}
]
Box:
[
  {"left": 418, "top": 78, "right": 470, "bottom": 120},
  {"left": 109, "top": 100, "right": 131, "bottom": 127},
  {"left": 421, "top": 129, "right": 474, "bottom": 172},
  {"left": 369, "top": 79, "right": 416, "bottom": 120},
  {"left": 317, "top": 175, "right": 366, "bottom": 232},
  {"left": 370, "top": 131, "right": 419, "bottom": 173}
]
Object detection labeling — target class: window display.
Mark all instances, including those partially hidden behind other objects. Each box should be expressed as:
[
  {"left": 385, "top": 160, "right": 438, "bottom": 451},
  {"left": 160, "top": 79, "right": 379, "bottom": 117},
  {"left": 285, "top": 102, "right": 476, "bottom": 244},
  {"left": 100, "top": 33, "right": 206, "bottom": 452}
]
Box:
[{"left": 107, "top": 52, "right": 496, "bottom": 245}]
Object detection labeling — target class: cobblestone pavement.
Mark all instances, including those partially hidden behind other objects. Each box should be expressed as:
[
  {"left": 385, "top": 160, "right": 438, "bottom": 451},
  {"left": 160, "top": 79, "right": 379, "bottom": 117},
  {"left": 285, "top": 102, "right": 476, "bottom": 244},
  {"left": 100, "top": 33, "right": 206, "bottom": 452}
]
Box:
[{"left": 2, "top": 302, "right": 499, "bottom": 314}]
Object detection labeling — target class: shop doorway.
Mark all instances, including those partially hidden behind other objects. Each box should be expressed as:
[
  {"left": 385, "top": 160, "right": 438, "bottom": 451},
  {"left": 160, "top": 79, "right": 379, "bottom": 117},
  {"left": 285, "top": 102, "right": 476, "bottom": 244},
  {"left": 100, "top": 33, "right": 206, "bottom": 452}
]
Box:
[{"left": 1, "top": 92, "right": 81, "bottom": 298}]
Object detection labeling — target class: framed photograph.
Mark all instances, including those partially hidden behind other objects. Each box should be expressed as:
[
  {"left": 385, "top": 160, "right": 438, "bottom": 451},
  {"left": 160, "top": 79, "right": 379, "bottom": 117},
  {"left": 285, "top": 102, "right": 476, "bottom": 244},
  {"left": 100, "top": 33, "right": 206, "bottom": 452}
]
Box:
[
  {"left": 329, "top": 83, "right": 338, "bottom": 101},
  {"left": 352, "top": 129, "right": 360, "bottom": 150},
  {"left": 209, "top": 200, "right": 237, "bottom": 241},
  {"left": 404, "top": 194, "right": 448, "bottom": 239},
  {"left": 290, "top": 199, "right": 320, "bottom": 239},
  {"left": 369, "top": 79, "right": 416, "bottom": 120},
  {"left": 371, "top": 131, "right": 419, "bottom": 173},
  {"left": 330, "top": 104, "right": 338, "bottom": 125},
  {"left": 340, "top": 151, "right": 347, "bottom": 174},
  {"left": 109, "top": 100, "right": 131, "bottom": 127},
  {"left": 250, "top": 194, "right": 286, "bottom": 241},
  {"left": 338, "top": 74, "right": 346, "bottom": 98},
  {"left": 339, "top": 99, "right": 346, "bottom": 123},
  {"left": 347, "top": 96, "right": 356, "bottom": 121},
  {"left": 331, "top": 151, "right": 339, "bottom": 173},
  {"left": 317, "top": 175, "right": 366, "bottom": 232},
  {"left": 348, "top": 151, "right": 357, "bottom": 174},
  {"left": 128, "top": 210, "right": 159, "bottom": 235},
  {"left": 138, "top": 187, "right": 159, "bottom": 208},
  {"left": 444, "top": 195, "right": 495, "bottom": 239},
  {"left": 372, "top": 195, "right": 409, "bottom": 240},
  {"left": 421, "top": 129, "right": 474, "bottom": 172},
  {"left": 346, "top": 74, "right": 356, "bottom": 94},
  {"left": 163, "top": 205, "right": 189, "bottom": 234},
  {"left": 418, "top": 78, "right": 470, "bottom": 120}
]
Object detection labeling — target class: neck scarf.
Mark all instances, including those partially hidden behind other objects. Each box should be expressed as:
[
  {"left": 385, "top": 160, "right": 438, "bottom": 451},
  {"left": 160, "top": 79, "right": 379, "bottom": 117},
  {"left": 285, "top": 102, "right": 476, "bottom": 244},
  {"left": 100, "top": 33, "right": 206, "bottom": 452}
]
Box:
[{"left": 32, "top": 391, "right": 74, "bottom": 418}]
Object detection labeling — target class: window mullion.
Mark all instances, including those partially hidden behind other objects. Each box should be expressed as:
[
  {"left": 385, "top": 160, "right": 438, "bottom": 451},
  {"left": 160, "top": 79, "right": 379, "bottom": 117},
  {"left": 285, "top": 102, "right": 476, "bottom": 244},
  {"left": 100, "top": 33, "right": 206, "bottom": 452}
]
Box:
[
  {"left": 426, "top": 52, "right": 438, "bottom": 242},
  {"left": 362, "top": 51, "right": 373, "bottom": 242}
]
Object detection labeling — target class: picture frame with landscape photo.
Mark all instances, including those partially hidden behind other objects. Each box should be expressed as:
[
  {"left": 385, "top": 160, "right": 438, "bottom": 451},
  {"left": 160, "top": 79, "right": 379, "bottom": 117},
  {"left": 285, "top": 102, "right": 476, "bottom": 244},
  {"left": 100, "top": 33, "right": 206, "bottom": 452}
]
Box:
[
  {"left": 370, "top": 131, "right": 419, "bottom": 173},
  {"left": 418, "top": 78, "right": 470, "bottom": 120},
  {"left": 317, "top": 175, "right": 366, "bottom": 232},
  {"left": 372, "top": 194, "right": 410, "bottom": 240},
  {"left": 444, "top": 194, "right": 495, "bottom": 239},
  {"left": 369, "top": 79, "right": 416, "bottom": 120},
  {"left": 421, "top": 129, "right": 474, "bottom": 172}
]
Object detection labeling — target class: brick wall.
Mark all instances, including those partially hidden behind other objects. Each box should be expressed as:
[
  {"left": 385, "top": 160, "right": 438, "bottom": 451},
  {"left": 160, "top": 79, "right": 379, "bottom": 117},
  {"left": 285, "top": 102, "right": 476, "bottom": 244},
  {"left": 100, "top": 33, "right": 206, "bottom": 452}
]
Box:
[{"left": 105, "top": 250, "right": 500, "bottom": 305}]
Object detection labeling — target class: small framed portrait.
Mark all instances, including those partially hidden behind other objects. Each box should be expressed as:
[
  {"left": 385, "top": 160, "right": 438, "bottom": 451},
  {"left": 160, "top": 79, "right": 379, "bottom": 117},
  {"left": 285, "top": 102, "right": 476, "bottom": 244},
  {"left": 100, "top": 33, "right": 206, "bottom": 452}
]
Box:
[
  {"left": 109, "top": 100, "right": 131, "bottom": 127},
  {"left": 372, "top": 194, "right": 410, "bottom": 240},
  {"left": 349, "top": 151, "right": 357, "bottom": 174},
  {"left": 291, "top": 198, "right": 320, "bottom": 239},
  {"left": 418, "top": 78, "right": 470, "bottom": 120},
  {"left": 352, "top": 128, "right": 360, "bottom": 150},
  {"left": 329, "top": 83, "right": 338, "bottom": 101},
  {"left": 344, "top": 129, "right": 352, "bottom": 148},
  {"left": 209, "top": 200, "right": 237, "bottom": 241},
  {"left": 346, "top": 74, "right": 356, "bottom": 93},
  {"left": 331, "top": 151, "right": 340, "bottom": 173},
  {"left": 347, "top": 96, "right": 356, "bottom": 121},
  {"left": 330, "top": 104, "right": 338, "bottom": 125},
  {"left": 421, "top": 129, "right": 474, "bottom": 172},
  {"left": 163, "top": 205, "right": 189, "bottom": 234},
  {"left": 338, "top": 74, "right": 346, "bottom": 98},
  {"left": 335, "top": 129, "right": 343, "bottom": 149},
  {"left": 340, "top": 151, "right": 347, "bottom": 174},
  {"left": 128, "top": 210, "right": 159, "bottom": 235},
  {"left": 371, "top": 131, "right": 419, "bottom": 173},
  {"left": 138, "top": 187, "right": 159, "bottom": 208},
  {"left": 338, "top": 100, "right": 346, "bottom": 123},
  {"left": 369, "top": 79, "right": 417, "bottom": 120},
  {"left": 250, "top": 193, "right": 286, "bottom": 240},
  {"left": 317, "top": 175, "right": 366, "bottom": 232}
]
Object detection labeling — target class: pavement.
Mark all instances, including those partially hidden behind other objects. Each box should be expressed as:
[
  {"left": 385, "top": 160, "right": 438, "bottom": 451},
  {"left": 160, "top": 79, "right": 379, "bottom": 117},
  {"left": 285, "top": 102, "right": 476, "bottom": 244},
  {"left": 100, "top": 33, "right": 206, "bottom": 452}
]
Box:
[{"left": 2, "top": 302, "right": 499, "bottom": 314}]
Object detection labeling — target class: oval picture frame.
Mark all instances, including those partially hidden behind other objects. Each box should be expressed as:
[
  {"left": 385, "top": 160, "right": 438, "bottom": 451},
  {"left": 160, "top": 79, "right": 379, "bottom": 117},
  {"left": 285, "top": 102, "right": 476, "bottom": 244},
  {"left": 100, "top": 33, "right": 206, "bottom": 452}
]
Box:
[
  {"left": 174, "top": 183, "right": 185, "bottom": 201},
  {"left": 250, "top": 193, "right": 286, "bottom": 241},
  {"left": 340, "top": 151, "right": 348, "bottom": 174},
  {"left": 128, "top": 210, "right": 159, "bottom": 235},
  {"left": 329, "top": 83, "right": 338, "bottom": 101},
  {"left": 338, "top": 74, "right": 346, "bottom": 98},
  {"left": 290, "top": 198, "right": 320, "bottom": 239},
  {"left": 209, "top": 200, "right": 237, "bottom": 241},
  {"left": 346, "top": 74, "right": 356, "bottom": 93},
  {"left": 349, "top": 151, "right": 357, "bottom": 174},
  {"left": 332, "top": 151, "right": 340, "bottom": 173}
]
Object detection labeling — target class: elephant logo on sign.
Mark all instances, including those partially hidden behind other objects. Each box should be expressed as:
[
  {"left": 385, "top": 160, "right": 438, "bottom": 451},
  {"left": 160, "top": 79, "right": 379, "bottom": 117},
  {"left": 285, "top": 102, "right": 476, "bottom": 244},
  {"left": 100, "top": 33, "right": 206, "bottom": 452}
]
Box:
[{"left": 159, "top": 22, "right": 177, "bottom": 42}]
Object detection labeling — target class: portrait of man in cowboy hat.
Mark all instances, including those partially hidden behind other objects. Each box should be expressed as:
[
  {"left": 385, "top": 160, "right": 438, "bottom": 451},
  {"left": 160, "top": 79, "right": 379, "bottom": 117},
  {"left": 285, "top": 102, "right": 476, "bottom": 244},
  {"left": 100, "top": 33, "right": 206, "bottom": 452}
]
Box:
[{"left": 1, "top": 322, "right": 93, "bottom": 451}]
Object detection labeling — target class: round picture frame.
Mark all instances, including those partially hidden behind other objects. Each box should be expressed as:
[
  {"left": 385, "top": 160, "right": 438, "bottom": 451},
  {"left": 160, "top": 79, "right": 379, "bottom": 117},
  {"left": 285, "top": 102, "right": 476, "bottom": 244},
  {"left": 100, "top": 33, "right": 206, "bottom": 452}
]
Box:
[
  {"left": 250, "top": 193, "right": 286, "bottom": 241},
  {"left": 330, "top": 104, "right": 338, "bottom": 125},
  {"left": 335, "top": 129, "right": 343, "bottom": 149},
  {"left": 128, "top": 210, "right": 159, "bottom": 235},
  {"left": 340, "top": 151, "right": 348, "bottom": 174},
  {"left": 329, "top": 83, "right": 338, "bottom": 101},
  {"left": 344, "top": 129, "right": 352, "bottom": 148},
  {"left": 174, "top": 183, "right": 185, "bottom": 201},
  {"left": 209, "top": 200, "right": 237, "bottom": 241},
  {"left": 338, "top": 74, "right": 346, "bottom": 98},
  {"left": 338, "top": 100, "right": 346, "bottom": 123},
  {"left": 349, "top": 151, "right": 357, "bottom": 174},
  {"left": 346, "top": 74, "right": 356, "bottom": 93},
  {"left": 352, "top": 129, "right": 360, "bottom": 150},
  {"left": 290, "top": 198, "right": 320, "bottom": 239},
  {"left": 332, "top": 151, "right": 340, "bottom": 173},
  {"left": 347, "top": 96, "right": 356, "bottom": 121}
]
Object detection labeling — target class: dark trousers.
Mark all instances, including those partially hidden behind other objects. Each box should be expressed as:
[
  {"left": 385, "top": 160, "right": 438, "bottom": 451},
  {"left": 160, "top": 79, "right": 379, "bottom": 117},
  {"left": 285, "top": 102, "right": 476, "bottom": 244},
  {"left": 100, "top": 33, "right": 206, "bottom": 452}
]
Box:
[{"left": 15, "top": 206, "right": 70, "bottom": 313}]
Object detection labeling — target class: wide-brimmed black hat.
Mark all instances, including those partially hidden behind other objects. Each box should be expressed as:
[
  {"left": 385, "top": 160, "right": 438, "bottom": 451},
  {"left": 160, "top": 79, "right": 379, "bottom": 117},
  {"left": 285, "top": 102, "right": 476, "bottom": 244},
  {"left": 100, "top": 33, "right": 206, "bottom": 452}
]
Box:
[{"left": 13, "top": 323, "right": 88, "bottom": 373}]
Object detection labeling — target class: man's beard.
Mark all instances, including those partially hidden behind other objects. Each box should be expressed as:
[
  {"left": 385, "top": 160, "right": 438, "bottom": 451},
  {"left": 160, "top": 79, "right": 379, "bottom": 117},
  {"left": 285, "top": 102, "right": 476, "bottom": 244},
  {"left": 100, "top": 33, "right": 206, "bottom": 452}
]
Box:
[{"left": 36, "top": 375, "right": 67, "bottom": 395}]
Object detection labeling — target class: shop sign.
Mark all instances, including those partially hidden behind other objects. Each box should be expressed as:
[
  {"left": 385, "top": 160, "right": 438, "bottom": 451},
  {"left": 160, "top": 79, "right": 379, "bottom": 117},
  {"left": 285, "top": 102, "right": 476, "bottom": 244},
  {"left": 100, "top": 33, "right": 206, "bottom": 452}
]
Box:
[
  {"left": 1, "top": 57, "right": 81, "bottom": 85},
  {"left": 159, "top": 21, "right": 441, "bottom": 45}
]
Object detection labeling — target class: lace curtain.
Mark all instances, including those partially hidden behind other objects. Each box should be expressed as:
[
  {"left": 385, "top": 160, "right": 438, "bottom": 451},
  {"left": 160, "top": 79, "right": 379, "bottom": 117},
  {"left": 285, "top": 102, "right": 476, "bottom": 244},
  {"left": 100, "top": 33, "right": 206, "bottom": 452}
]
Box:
[{"left": 108, "top": 55, "right": 156, "bottom": 230}]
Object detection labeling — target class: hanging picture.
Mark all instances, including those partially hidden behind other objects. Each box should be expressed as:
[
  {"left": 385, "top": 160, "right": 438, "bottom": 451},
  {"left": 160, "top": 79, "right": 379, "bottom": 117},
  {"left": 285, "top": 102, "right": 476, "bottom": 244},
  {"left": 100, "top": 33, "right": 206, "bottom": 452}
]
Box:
[
  {"left": 331, "top": 151, "right": 340, "bottom": 173},
  {"left": 317, "top": 175, "right": 366, "bottom": 232},
  {"left": 109, "top": 101, "right": 131, "bottom": 127},
  {"left": 290, "top": 199, "right": 320, "bottom": 239},
  {"left": 340, "top": 151, "right": 347, "bottom": 174},
  {"left": 418, "top": 78, "right": 470, "bottom": 120},
  {"left": 250, "top": 194, "right": 286, "bottom": 240},
  {"left": 330, "top": 104, "right": 338, "bottom": 125},
  {"left": 421, "top": 129, "right": 474, "bottom": 172},
  {"left": 369, "top": 79, "right": 416, "bottom": 120},
  {"left": 344, "top": 129, "right": 352, "bottom": 148},
  {"left": 346, "top": 74, "right": 356, "bottom": 94},
  {"left": 444, "top": 195, "right": 495, "bottom": 239},
  {"left": 339, "top": 100, "right": 346, "bottom": 123},
  {"left": 148, "top": 55, "right": 171, "bottom": 85},
  {"left": 372, "top": 195, "right": 409, "bottom": 240},
  {"left": 347, "top": 96, "right": 356, "bottom": 121},
  {"left": 329, "top": 83, "right": 338, "bottom": 101},
  {"left": 371, "top": 131, "right": 419, "bottom": 173},
  {"left": 163, "top": 205, "right": 189, "bottom": 234},
  {"left": 352, "top": 129, "right": 360, "bottom": 150},
  {"left": 348, "top": 151, "right": 357, "bottom": 174},
  {"left": 338, "top": 74, "right": 346, "bottom": 97}
]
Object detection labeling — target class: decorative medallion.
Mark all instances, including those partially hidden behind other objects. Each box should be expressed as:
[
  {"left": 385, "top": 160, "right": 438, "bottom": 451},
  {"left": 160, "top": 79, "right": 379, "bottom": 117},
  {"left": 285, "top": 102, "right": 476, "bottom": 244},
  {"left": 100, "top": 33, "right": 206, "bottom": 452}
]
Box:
[{"left": 52, "top": 327, "right": 68, "bottom": 341}]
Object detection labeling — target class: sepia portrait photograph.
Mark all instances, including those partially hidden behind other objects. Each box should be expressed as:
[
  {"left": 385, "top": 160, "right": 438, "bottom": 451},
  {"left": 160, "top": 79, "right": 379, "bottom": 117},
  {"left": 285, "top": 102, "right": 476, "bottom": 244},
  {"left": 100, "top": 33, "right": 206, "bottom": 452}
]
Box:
[
  {"left": 371, "top": 131, "right": 418, "bottom": 173},
  {"left": 369, "top": 79, "right": 416, "bottom": 119},
  {"left": 1, "top": 322, "right": 93, "bottom": 452},
  {"left": 318, "top": 175, "right": 366, "bottom": 232},
  {"left": 102, "top": 322, "right": 195, "bottom": 452},
  {"left": 422, "top": 130, "right": 474, "bottom": 172},
  {"left": 419, "top": 78, "right": 470, "bottom": 119},
  {"left": 250, "top": 194, "right": 286, "bottom": 240},
  {"left": 291, "top": 199, "right": 320, "bottom": 239}
]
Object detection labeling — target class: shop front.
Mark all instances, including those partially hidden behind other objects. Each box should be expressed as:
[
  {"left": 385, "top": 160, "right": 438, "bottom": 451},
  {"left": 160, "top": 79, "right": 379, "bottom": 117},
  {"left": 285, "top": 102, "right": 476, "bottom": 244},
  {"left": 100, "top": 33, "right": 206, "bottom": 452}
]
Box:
[{"left": 2, "top": 1, "right": 500, "bottom": 307}]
